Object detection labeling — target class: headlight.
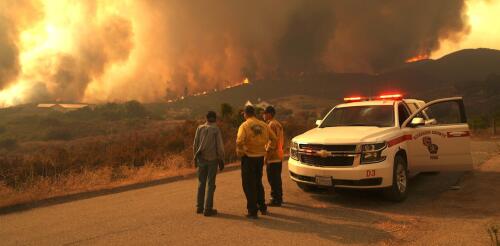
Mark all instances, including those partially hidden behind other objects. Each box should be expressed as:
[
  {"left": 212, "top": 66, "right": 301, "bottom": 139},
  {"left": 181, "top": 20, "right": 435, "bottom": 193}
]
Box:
[
  {"left": 361, "top": 142, "right": 387, "bottom": 164},
  {"left": 290, "top": 141, "right": 299, "bottom": 160}
]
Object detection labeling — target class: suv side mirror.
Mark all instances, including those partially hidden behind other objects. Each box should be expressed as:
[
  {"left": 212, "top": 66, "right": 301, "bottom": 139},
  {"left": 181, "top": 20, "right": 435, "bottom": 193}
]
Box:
[
  {"left": 315, "top": 120, "right": 322, "bottom": 126},
  {"left": 410, "top": 117, "right": 425, "bottom": 127}
]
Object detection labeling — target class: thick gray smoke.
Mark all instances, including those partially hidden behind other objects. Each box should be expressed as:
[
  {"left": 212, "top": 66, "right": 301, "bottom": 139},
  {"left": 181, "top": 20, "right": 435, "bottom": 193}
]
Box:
[
  {"left": 326, "top": 1, "right": 468, "bottom": 72},
  {"left": 0, "top": 0, "right": 469, "bottom": 104},
  {"left": 138, "top": 0, "right": 468, "bottom": 88}
]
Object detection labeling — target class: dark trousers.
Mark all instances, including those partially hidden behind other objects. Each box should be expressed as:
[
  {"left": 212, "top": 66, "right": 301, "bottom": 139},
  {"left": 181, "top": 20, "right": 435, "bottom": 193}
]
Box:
[
  {"left": 241, "top": 156, "right": 266, "bottom": 214},
  {"left": 197, "top": 161, "right": 218, "bottom": 210},
  {"left": 266, "top": 162, "right": 283, "bottom": 203}
]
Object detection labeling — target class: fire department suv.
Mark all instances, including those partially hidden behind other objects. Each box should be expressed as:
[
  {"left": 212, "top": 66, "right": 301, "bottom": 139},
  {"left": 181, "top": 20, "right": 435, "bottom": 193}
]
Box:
[{"left": 288, "top": 94, "right": 473, "bottom": 201}]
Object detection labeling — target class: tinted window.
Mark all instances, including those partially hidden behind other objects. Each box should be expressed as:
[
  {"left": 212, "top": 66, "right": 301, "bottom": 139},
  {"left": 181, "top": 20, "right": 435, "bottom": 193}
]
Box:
[
  {"left": 420, "top": 101, "right": 465, "bottom": 125},
  {"left": 320, "top": 105, "right": 394, "bottom": 128},
  {"left": 398, "top": 103, "right": 410, "bottom": 126}
]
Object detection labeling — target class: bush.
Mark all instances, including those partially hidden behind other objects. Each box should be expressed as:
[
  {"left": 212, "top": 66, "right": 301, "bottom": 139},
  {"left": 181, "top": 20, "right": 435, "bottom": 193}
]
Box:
[
  {"left": 45, "top": 129, "right": 73, "bottom": 141},
  {"left": 98, "top": 103, "right": 124, "bottom": 121},
  {"left": 125, "top": 100, "right": 149, "bottom": 118},
  {"left": 220, "top": 103, "right": 234, "bottom": 119},
  {"left": 0, "top": 113, "right": 314, "bottom": 190},
  {"left": 0, "top": 138, "right": 17, "bottom": 150},
  {"left": 469, "top": 116, "right": 490, "bottom": 129}
]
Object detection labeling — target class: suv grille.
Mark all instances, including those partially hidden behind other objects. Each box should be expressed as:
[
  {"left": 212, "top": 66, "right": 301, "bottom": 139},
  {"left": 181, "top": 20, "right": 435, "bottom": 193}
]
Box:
[
  {"left": 299, "top": 144, "right": 356, "bottom": 152},
  {"left": 300, "top": 155, "right": 354, "bottom": 167}
]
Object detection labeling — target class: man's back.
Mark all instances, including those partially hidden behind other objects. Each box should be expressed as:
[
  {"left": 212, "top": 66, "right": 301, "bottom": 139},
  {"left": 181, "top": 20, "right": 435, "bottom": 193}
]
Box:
[
  {"left": 237, "top": 117, "right": 276, "bottom": 157},
  {"left": 194, "top": 122, "right": 224, "bottom": 162}
]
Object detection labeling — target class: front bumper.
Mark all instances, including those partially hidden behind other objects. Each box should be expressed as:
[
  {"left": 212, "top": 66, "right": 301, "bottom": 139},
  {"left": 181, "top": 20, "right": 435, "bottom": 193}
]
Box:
[{"left": 288, "top": 157, "right": 393, "bottom": 188}]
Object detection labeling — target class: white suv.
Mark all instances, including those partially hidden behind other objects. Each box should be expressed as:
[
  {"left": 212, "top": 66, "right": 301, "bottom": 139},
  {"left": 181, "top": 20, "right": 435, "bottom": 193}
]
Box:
[{"left": 289, "top": 94, "right": 473, "bottom": 201}]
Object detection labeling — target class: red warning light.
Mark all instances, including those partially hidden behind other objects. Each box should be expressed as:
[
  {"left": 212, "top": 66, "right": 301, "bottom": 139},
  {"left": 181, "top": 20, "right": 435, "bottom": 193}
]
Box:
[
  {"left": 343, "top": 96, "right": 366, "bottom": 102},
  {"left": 378, "top": 94, "right": 403, "bottom": 100}
]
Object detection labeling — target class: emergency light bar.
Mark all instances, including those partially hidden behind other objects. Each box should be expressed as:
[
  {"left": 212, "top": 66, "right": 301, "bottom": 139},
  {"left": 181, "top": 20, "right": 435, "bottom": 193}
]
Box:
[
  {"left": 377, "top": 94, "right": 403, "bottom": 100},
  {"left": 343, "top": 93, "right": 403, "bottom": 102},
  {"left": 343, "top": 96, "right": 367, "bottom": 102}
]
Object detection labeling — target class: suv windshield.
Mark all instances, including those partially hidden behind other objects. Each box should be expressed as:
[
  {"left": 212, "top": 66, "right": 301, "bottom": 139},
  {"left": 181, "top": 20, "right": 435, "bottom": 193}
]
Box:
[{"left": 320, "top": 105, "right": 394, "bottom": 128}]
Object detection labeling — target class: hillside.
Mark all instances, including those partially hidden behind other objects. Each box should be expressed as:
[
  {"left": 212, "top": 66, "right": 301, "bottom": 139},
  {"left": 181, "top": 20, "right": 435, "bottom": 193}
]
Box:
[{"left": 168, "top": 48, "right": 500, "bottom": 117}]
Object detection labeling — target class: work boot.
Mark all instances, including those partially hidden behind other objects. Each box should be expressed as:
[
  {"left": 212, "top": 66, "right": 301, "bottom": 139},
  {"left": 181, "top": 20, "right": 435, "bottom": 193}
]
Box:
[
  {"left": 267, "top": 199, "right": 282, "bottom": 207},
  {"left": 246, "top": 213, "right": 258, "bottom": 219},
  {"left": 196, "top": 208, "right": 204, "bottom": 214},
  {"left": 258, "top": 204, "right": 268, "bottom": 215},
  {"left": 203, "top": 209, "right": 218, "bottom": 217}
]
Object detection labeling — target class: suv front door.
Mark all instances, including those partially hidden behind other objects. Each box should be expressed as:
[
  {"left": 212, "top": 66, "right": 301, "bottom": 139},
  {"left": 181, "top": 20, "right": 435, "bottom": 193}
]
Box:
[{"left": 402, "top": 97, "right": 473, "bottom": 172}]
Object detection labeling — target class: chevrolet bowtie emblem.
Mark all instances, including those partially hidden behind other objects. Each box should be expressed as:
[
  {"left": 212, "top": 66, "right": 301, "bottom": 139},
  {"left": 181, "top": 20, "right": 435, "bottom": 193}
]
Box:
[{"left": 317, "top": 150, "right": 330, "bottom": 158}]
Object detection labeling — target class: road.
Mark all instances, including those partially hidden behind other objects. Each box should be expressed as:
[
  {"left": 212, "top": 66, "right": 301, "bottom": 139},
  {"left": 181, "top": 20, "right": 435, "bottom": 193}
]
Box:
[{"left": 1, "top": 140, "right": 499, "bottom": 245}]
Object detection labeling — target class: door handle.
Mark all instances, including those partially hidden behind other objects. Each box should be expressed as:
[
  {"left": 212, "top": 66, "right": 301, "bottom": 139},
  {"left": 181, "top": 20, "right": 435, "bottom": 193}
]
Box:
[{"left": 446, "top": 131, "right": 470, "bottom": 138}]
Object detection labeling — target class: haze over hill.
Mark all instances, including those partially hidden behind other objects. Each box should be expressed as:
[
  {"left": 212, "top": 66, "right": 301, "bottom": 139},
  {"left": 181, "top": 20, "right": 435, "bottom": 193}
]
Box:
[{"left": 171, "top": 48, "right": 500, "bottom": 117}]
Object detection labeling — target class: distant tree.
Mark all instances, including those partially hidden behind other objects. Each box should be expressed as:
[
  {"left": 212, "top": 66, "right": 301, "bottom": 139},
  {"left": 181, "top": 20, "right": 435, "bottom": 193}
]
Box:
[
  {"left": 232, "top": 109, "right": 245, "bottom": 127},
  {"left": 164, "top": 87, "right": 176, "bottom": 101},
  {"left": 469, "top": 115, "right": 489, "bottom": 129},
  {"left": 220, "top": 103, "right": 234, "bottom": 119},
  {"left": 125, "top": 100, "right": 149, "bottom": 118},
  {"left": 98, "top": 103, "right": 123, "bottom": 121}
]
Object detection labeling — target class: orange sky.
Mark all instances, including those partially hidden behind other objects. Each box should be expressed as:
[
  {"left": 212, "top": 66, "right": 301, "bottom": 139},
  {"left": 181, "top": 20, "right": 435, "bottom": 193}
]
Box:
[{"left": 433, "top": 0, "right": 500, "bottom": 58}]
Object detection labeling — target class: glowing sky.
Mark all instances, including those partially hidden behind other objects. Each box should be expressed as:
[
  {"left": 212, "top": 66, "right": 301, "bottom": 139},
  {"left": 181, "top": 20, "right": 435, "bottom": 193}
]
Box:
[{"left": 433, "top": 0, "right": 500, "bottom": 58}]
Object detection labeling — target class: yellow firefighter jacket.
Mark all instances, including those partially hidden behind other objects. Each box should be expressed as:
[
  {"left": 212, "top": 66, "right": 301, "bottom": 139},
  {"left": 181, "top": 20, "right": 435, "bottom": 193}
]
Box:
[
  {"left": 266, "top": 119, "right": 284, "bottom": 163},
  {"left": 236, "top": 117, "right": 277, "bottom": 158}
]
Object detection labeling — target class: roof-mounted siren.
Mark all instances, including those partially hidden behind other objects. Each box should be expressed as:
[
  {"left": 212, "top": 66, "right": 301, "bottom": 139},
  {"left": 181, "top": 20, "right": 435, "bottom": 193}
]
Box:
[
  {"left": 377, "top": 93, "right": 403, "bottom": 100},
  {"left": 343, "top": 96, "right": 368, "bottom": 102}
]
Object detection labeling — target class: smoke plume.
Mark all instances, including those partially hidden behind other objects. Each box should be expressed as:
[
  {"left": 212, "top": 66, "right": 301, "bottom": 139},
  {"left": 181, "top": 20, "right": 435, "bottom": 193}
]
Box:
[{"left": 0, "top": 0, "right": 470, "bottom": 106}]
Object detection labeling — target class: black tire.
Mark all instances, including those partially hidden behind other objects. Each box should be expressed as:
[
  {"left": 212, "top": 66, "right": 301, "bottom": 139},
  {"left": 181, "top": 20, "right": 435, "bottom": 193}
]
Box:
[
  {"left": 296, "top": 182, "right": 320, "bottom": 192},
  {"left": 384, "top": 154, "right": 408, "bottom": 202}
]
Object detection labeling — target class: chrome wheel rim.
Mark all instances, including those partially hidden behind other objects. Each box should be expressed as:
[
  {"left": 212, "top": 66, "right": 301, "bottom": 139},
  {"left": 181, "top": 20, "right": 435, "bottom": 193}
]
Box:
[{"left": 396, "top": 163, "right": 407, "bottom": 193}]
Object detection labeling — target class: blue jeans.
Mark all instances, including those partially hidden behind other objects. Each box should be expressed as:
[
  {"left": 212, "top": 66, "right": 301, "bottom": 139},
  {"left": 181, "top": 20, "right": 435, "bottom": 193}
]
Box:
[{"left": 197, "top": 160, "right": 218, "bottom": 210}]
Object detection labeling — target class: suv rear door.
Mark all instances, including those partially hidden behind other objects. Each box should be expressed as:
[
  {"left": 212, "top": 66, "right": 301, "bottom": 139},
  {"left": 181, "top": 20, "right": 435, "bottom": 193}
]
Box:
[{"left": 402, "top": 97, "right": 473, "bottom": 172}]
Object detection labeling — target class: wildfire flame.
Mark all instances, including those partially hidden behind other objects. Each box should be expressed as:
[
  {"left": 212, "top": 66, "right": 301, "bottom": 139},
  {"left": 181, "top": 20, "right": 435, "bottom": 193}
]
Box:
[{"left": 405, "top": 54, "right": 429, "bottom": 63}]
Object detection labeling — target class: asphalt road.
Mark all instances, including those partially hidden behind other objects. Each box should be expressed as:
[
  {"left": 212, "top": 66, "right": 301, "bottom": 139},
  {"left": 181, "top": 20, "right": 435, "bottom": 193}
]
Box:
[{"left": 1, "top": 140, "right": 499, "bottom": 245}]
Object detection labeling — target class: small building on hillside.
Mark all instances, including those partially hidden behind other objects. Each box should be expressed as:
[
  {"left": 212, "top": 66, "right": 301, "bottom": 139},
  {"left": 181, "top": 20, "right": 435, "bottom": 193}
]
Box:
[
  {"left": 37, "top": 103, "right": 93, "bottom": 112},
  {"left": 244, "top": 100, "right": 271, "bottom": 110}
]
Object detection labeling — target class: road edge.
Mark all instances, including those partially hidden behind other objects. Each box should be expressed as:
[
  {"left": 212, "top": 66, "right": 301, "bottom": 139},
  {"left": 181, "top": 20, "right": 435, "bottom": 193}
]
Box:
[{"left": 0, "top": 163, "right": 242, "bottom": 216}]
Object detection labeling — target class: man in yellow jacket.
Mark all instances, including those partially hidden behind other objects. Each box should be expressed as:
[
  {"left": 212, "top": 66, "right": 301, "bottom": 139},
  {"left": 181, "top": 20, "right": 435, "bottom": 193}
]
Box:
[
  {"left": 236, "top": 105, "right": 277, "bottom": 219},
  {"left": 263, "top": 106, "right": 284, "bottom": 207}
]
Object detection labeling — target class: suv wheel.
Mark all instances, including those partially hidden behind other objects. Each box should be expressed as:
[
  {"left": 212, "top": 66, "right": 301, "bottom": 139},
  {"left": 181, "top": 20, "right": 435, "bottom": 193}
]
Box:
[{"left": 384, "top": 155, "right": 408, "bottom": 202}]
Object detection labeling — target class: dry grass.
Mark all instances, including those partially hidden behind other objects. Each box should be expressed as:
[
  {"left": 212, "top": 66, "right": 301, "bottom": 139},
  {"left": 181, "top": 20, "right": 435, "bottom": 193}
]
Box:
[
  {"left": 0, "top": 116, "right": 310, "bottom": 209},
  {"left": 0, "top": 155, "right": 192, "bottom": 208}
]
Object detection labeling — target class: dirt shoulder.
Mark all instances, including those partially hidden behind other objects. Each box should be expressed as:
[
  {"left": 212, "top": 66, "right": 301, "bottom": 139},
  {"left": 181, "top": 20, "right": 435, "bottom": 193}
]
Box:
[{"left": 397, "top": 139, "right": 500, "bottom": 245}]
